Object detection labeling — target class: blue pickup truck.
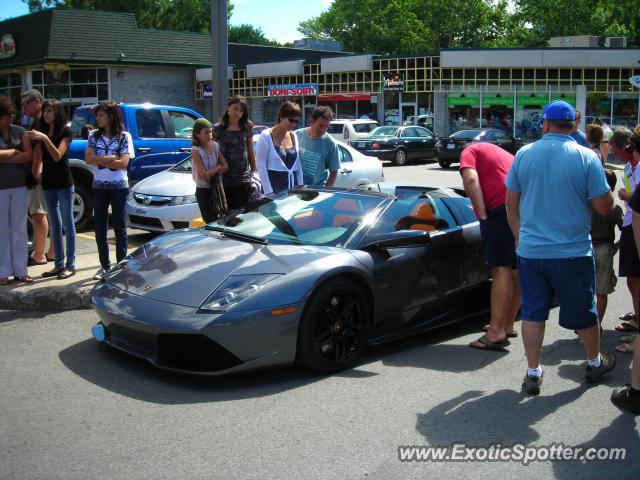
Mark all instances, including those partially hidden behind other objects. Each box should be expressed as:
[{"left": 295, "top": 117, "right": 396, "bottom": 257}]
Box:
[{"left": 68, "top": 103, "right": 204, "bottom": 230}]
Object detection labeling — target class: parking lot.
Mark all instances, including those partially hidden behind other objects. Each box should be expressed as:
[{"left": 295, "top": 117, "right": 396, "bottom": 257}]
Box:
[{"left": 1, "top": 161, "right": 639, "bottom": 480}]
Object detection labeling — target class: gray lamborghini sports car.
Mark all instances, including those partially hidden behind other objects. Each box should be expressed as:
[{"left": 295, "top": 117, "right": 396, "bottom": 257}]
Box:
[{"left": 91, "top": 184, "right": 491, "bottom": 375}]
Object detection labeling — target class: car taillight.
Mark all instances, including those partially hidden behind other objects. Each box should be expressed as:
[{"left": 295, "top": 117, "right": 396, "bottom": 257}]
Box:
[{"left": 371, "top": 143, "right": 380, "bottom": 149}]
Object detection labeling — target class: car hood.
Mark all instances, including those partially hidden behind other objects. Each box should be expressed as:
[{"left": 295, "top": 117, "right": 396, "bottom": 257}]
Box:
[
  {"left": 363, "top": 136, "right": 395, "bottom": 141},
  {"left": 106, "top": 229, "right": 343, "bottom": 307},
  {"left": 132, "top": 170, "right": 195, "bottom": 197}
]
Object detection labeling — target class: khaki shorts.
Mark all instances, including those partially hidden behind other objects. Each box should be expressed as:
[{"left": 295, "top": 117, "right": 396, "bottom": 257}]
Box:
[
  {"left": 28, "top": 185, "right": 47, "bottom": 215},
  {"left": 594, "top": 242, "right": 617, "bottom": 296}
]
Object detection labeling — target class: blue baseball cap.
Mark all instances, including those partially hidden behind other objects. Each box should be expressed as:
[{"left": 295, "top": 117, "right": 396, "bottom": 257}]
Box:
[{"left": 536, "top": 100, "right": 575, "bottom": 128}]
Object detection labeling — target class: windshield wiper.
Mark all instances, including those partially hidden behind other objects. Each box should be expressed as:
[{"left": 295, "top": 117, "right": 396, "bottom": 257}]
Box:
[{"left": 204, "top": 225, "right": 267, "bottom": 245}]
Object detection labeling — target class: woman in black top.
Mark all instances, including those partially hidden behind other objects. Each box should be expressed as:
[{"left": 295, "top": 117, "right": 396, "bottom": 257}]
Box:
[
  {"left": 0, "top": 96, "right": 33, "bottom": 284},
  {"left": 29, "top": 99, "right": 76, "bottom": 279},
  {"left": 212, "top": 96, "right": 256, "bottom": 209}
]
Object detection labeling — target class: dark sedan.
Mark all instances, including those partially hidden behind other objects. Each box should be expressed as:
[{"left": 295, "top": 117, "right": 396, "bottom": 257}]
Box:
[
  {"left": 350, "top": 126, "right": 438, "bottom": 166},
  {"left": 91, "top": 184, "right": 490, "bottom": 375},
  {"left": 436, "top": 128, "right": 521, "bottom": 168}
]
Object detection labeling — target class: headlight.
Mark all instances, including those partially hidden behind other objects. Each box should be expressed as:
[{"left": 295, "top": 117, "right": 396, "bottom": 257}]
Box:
[
  {"left": 172, "top": 195, "right": 197, "bottom": 205},
  {"left": 199, "top": 274, "right": 283, "bottom": 312},
  {"left": 127, "top": 192, "right": 134, "bottom": 201}
]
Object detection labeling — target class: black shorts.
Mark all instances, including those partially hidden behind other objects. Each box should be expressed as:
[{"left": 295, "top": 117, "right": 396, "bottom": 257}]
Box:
[
  {"left": 618, "top": 225, "right": 640, "bottom": 277},
  {"left": 479, "top": 204, "right": 517, "bottom": 270}
]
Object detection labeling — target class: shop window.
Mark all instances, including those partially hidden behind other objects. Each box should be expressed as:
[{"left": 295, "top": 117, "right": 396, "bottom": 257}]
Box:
[
  {"left": 71, "top": 69, "right": 96, "bottom": 84},
  {"left": 584, "top": 69, "right": 595, "bottom": 80},
  {"left": 547, "top": 69, "right": 558, "bottom": 80},
  {"left": 559, "top": 69, "right": 571, "bottom": 80},
  {"left": 512, "top": 69, "right": 523, "bottom": 80},
  {"left": 71, "top": 84, "right": 97, "bottom": 98},
  {"left": 477, "top": 69, "right": 487, "bottom": 80},
  {"left": 31, "top": 70, "right": 43, "bottom": 85},
  {"left": 488, "top": 69, "right": 499, "bottom": 80},
  {"left": 612, "top": 94, "right": 639, "bottom": 130},
  {"left": 500, "top": 69, "right": 510, "bottom": 80},
  {"left": 523, "top": 69, "right": 534, "bottom": 80},
  {"left": 453, "top": 70, "right": 463, "bottom": 80}
]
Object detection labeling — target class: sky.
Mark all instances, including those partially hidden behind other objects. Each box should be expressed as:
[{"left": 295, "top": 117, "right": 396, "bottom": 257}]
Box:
[{"left": 0, "top": 0, "right": 334, "bottom": 44}]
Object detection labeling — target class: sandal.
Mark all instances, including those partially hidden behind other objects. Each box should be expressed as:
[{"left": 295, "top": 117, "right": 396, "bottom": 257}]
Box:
[
  {"left": 45, "top": 255, "right": 55, "bottom": 262},
  {"left": 482, "top": 324, "right": 518, "bottom": 338},
  {"left": 619, "top": 312, "right": 635, "bottom": 321},
  {"left": 27, "top": 256, "right": 47, "bottom": 266},
  {"left": 57, "top": 269, "right": 76, "bottom": 280},
  {"left": 615, "top": 320, "right": 639, "bottom": 332},
  {"left": 615, "top": 342, "right": 635, "bottom": 353},
  {"left": 621, "top": 334, "right": 637, "bottom": 343},
  {"left": 42, "top": 267, "right": 64, "bottom": 278},
  {"left": 14, "top": 275, "right": 34, "bottom": 283},
  {"left": 469, "top": 334, "right": 510, "bottom": 351}
]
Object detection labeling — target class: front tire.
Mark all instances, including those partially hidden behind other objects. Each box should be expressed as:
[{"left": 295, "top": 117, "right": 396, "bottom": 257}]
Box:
[
  {"left": 296, "top": 278, "right": 370, "bottom": 374},
  {"left": 393, "top": 148, "right": 407, "bottom": 166},
  {"left": 438, "top": 158, "right": 452, "bottom": 169},
  {"left": 73, "top": 182, "right": 93, "bottom": 231}
]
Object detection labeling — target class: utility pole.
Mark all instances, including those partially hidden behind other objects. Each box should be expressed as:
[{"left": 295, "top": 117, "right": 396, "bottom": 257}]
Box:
[{"left": 211, "top": 0, "right": 228, "bottom": 120}]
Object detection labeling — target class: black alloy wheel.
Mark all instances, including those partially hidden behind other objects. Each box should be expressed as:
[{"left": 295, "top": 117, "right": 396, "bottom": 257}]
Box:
[
  {"left": 297, "top": 278, "right": 370, "bottom": 373},
  {"left": 393, "top": 148, "right": 407, "bottom": 166}
]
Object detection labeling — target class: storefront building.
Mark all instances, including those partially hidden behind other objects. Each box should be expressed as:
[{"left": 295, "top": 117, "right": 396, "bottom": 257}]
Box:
[{"left": 2, "top": 10, "right": 639, "bottom": 144}]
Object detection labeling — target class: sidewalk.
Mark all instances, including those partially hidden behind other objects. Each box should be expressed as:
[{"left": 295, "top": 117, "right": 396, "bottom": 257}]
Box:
[{"left": 0, "top": 245, "right": 133, "bottom": 311}]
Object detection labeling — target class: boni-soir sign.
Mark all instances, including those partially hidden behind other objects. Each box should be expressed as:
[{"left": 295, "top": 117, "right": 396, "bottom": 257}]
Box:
[{"left": 268, "top": 84, "right": 318, "bottom": 97}]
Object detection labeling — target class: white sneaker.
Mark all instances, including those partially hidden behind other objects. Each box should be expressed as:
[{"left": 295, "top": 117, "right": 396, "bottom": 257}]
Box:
[{"left": 93, "top": 268, "right": 106, "bottom": 281}]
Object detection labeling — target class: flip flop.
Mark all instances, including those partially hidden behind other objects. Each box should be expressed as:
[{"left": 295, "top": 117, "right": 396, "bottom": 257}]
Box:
[
  {"left": 614, "top": 320, "right": 639, "bottom": 332},
  {"left": 469, "top": 334, "right": 510, "bottom": 351},
  {"left": 27, "top": 256, "right": 47, "bottom": 266},
  {"left": 621, "top": 334, "right": 637, "bottom": 343},
  {"left": 482, "top": 325, "right": 518, "bottom": 338},
  {"left": 13, "top": 275, "right": 34, "bottom": 283},
  {"left": 615, "top": 342, "right": 635, "bottom": 353},
  {"left": 619, "top": 312, "right": 635, "bottom": 321}
]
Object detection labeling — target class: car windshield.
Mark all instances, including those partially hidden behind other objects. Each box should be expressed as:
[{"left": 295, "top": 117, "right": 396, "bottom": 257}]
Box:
[
  {"left": 209, "top": 190, "right": 386, "bottom": 247},
  {"left": 452, "top": 130, "right": 489, "bottom": 140},
  {"left": 369, "top": 127, "right": 398, "bottom": 137},
  {"left": 170, "top": 157, "right": 192, "bottom": 172}
]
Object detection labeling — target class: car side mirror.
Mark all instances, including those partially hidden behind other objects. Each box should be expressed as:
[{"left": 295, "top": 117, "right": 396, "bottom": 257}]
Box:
[{"left": 360, "top": 230, "right": 431, "bottom": 250}]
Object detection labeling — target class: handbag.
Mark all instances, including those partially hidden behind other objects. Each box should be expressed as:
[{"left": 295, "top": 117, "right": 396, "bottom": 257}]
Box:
[{"left": 210, "top": 173, "right": 228, "bottom": 216}]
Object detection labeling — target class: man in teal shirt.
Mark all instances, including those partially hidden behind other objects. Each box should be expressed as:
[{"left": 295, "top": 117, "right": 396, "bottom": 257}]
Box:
[{"left": 295, "top": 106, "right": 340, "bottom": 186}]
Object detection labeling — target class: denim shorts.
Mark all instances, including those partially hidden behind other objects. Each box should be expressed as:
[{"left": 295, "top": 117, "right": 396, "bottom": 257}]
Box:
[
  {"left": 479, "top": 205, "right": 517, "bottom": 269},
  {"left": 517, "top": 256, "right": 598, "bottom": 330}
]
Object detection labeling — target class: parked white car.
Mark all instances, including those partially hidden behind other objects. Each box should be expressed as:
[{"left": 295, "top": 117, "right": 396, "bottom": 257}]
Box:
[
  {"left": 126, "top": 141, "right": 384, "bottom": 232},
  {"left": 328, "top": 119, "right": 379, "bottom": 145}
]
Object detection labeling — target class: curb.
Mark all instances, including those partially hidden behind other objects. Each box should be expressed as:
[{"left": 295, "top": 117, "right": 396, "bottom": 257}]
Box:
[{"left": 0, "top": 283, "right": 95, "bottom": 311}]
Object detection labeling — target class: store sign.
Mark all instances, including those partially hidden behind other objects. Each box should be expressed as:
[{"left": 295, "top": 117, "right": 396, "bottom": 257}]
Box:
[
  {"left": 517, "top": 97, "right": 547, "bottom": 106},
  {"left": 0, "top": 34, "right": 16, "bottom": 59},
  {"left": 267, "top": 83, "right": 317, "bottom": 97},
  {"left": 203, "top": 84, "right": 212, "bottom": 99},
  {"left": 483, "top": 96, "right": 514, "bottom": 107},
  {"left": 629, "top": 76, "right": 640, "bottom": 89},
  {"left": 383, "top": 73, "right": 404, "bottom": 91},
  {"left": 448, "top": 96, "right": 480, "bottom": 107}
]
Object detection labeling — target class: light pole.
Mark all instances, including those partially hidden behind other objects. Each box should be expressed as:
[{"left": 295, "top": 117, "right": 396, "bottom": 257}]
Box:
[{"left": 211, "top": 0, "right": 228, "bottom": 120}]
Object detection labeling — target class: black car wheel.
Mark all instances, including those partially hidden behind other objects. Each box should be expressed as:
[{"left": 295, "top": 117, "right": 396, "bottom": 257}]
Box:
[
  {"left": 438, "top": 158, "right": 452, "bottom": 169},
  {"left": 73, "top": 182, "right": 93, "bottom": 231},
  {"left": 27, "top": 215, "right": 35, "bottom": 255},
  {"left": 297, "top": 278, "right": 370, "bottom": 373},
  {"left": 393, "top": 148, "right": 407, "bottom": 166}
]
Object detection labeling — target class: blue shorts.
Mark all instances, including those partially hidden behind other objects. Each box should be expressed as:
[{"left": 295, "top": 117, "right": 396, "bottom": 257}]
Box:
[
  {"left": 479, "top": 205, "right": 517, "bottom": 270},
  {"left": 517, "top": 256, "right": 598, "bottom": 330}
]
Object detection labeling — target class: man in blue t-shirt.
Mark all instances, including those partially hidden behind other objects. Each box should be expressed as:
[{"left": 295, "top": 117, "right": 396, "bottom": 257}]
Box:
[
  {"left": 295, "top": 106, "right": 340, "bottom": 187},
  {"left": 506, "top": 100, "right": 616, "bottom": 395},
  {"left": 570, "top": 109, "right": 590, "bottom": 147}
]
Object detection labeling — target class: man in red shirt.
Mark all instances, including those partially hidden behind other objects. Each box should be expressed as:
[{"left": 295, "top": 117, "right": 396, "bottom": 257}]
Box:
[{"left": 460, "top": 142, "right": 520, "bottom": 350}]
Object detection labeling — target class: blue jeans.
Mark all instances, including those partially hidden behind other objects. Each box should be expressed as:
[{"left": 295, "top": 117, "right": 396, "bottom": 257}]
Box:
[
  {"left": 43, "top": 186, "right": 76, "bottom": 270},
  {"left": 93, "top": 187, "right": 128, "bottom": 270}
]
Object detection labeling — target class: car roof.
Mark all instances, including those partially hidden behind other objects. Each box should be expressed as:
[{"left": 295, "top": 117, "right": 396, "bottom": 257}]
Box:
[
  {"left": 330, "top": 119, "right": 378, "bottom": 124},
  {"left": 295, "top": 183, "right": 462, "bottom": 200}
]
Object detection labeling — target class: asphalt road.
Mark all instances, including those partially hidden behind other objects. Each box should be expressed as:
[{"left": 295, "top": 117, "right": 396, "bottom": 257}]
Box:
[{"left": 2, "top": 160, "right": 639, "bottom": 480}]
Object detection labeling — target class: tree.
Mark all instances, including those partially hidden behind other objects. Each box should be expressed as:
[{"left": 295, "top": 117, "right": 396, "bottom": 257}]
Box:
[
  {"left": 23, "top": 0, "right": 235, "bottom": 32},
  {"left": 228, "top": 24, "right": 280, "bottom": 46}
]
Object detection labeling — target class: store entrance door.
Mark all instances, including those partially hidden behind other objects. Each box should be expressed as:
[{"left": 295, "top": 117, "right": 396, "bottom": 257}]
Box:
[{"left": 401, "top": 103, "right": 417, "bottom": 126}]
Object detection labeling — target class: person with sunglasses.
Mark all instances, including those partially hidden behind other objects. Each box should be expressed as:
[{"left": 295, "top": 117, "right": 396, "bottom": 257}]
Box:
[
  {"left": 0, "top": 96, "right": 34, "bottom": 284},
  {"left": 256, "top": 101, "right": 303, "bottom": 195}
]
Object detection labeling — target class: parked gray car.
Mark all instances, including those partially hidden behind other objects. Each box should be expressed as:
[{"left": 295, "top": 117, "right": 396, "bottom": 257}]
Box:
[{"left": 91, "top": 184, "right": 490, "bottom": 375}]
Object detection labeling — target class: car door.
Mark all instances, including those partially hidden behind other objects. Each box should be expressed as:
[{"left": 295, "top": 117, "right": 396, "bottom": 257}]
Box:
[
  {"left": 492, "top": 129, "right": 514, "bottom": 152},
  {"left": 415, "top": 127, "right": 437, "bottom": 158},
  {"left": 400, "top": 127, "right": 420, "bottom": 159},
  {"left": 129, "top": 108, "right": 175, "bottom": 183},
  {"left": 167, "top": 109, "right": 200, "bottom": 162},
  {"left": 363, "top": 196, "right": 467, "bottom": 341}
]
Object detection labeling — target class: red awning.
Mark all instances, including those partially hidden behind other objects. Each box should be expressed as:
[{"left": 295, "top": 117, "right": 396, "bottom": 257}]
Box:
[{"left": 317, "top": 93, "right": 371, "bottom": 102}]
